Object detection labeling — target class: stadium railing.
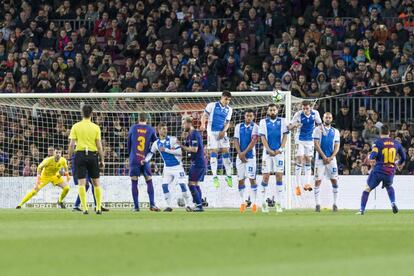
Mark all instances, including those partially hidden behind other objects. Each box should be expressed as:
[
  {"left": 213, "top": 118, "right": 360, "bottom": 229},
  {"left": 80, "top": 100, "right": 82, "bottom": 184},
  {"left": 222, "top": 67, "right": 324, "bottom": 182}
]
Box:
[{"left": 319, "top": 97, "right": 414, "bottom": 125}]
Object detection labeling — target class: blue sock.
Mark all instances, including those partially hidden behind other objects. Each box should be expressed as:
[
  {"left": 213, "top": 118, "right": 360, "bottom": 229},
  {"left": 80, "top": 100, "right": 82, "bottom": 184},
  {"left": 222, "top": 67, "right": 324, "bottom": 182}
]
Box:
[
  {"left": 386, "top": 186, "right": 396, "bottom": 204},
  {"left": 131, "top": 179, "right": 139, "bottom": 209},
  {"left": 360, "top": 191, "right": 370, "bottom": 211},
  {"left": 146, "top": 179, "right": 155, "bottom": 207},
  {"left": 74, "top": 183, "right": 91, "bottom": 207},
  {"left": 189, "top": 185, "right": 202, "bottom": 207},
  {"left": 179, "top": 183, "right": 187, "bottom": 192},
  {"left": 276, "top": 181, "right": 283, "bottom": 186},
  {"left": 196, "top": 185, "right": 202, "bottom": 199}
]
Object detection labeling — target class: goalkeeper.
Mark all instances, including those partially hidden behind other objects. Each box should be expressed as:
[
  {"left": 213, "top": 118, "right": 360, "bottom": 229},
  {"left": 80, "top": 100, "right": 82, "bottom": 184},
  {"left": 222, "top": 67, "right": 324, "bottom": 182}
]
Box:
[{"left": 16, "top": 149, "right": 70, "bottom": 209}]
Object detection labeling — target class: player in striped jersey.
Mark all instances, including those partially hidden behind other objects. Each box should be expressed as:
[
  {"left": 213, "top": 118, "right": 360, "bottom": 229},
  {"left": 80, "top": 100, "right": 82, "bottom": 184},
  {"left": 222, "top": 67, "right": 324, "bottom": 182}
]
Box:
[
  {"left": 289, "top": 101, "right": 322, "bottom": 196},
  {"left": 312, "top": 112, "right": 340, "bottom": 212},
  {"left": 234, "top": 109, "right": 259, "bottom": 213},
  {"left": 144, "top": 123, "right": 191, "bottom": 212}
]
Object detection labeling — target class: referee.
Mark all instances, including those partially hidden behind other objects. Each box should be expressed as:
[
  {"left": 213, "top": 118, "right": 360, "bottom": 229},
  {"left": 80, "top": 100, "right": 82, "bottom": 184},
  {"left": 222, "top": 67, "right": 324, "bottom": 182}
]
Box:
[{"left": 68, "top": 105, "right": 105, "bottom": 215}]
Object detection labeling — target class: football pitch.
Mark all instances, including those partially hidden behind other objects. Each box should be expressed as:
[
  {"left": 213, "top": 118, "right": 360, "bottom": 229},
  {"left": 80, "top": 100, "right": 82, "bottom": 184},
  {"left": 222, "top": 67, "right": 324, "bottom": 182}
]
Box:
[{"left": 1, "top": 209, "right": 413, "bottom": 276}]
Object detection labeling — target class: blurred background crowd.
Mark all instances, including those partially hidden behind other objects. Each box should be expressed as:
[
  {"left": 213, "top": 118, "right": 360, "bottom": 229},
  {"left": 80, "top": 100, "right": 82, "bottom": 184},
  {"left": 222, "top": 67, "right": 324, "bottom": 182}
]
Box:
[{"left": 0, "top": 0, "right": 413, "bottom": 176}]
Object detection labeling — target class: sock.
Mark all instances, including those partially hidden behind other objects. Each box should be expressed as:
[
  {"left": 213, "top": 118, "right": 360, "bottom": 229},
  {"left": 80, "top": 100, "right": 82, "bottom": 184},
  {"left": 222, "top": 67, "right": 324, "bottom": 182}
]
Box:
[
  {"left": 179, "top": 183, "right": 191, "bottom": 206},
  {"left": 131, "top": 179, "right": 139, "bottom": 209},
  {"left": 189, "top": 185, "right": 202, "bottom": 207},
  {"left": 146, "top": 179, "right": 155, "bottom": 207},
  {"left": 75, "top": 184, "right": 91, "bottom": 208},
  {"left": 261, "top": 181, "right": 268, "bottom": 205},
  {"left": 238, "top": 184, "right": 246, "bottom": 204},
  {"left": 90, "top": 184, "right": 96, "bottom": 206},
  {"left": 210, "top": 152, "right": 218, "bottom": 177},
  {"left": 304, "top": 163, "right": 312, "bottom": 185},
  {"left": 295, "top": 164, "right": 302, "bottom": 187},
  {"left": 79, "top": 185, "right": 87, "bottom": 211},
  {"left": 360, "top": 190, "right": 370, "bottom": 212},
  {"left": 250, "top": 184, "right": 258, "bottom": 204},
  {"left": 18, "top": 189, "right": 37, "bottom": 206},
  {"left": 58, "top": 185, "right": 70, "bottom": 203},
  {"left": 332, "top": 185, "right": 338, "bottom": 205},
  {"left": 222, "top": 152, "right": 232, "bottom": 177},
  {"left": 94, "top": 186, "right": 102, "bottom": 211},
  {"left": 276, "top": 181, "right": 283, "bottom": 205},
  {"left": 195, "top": 185, "right": 202, "bottom": 200},
  {"left": 314, "top": 186, "right": 321, "bottom": 205},
  {"left": 162, "top": 184, "right": 172, "bottom": 207},
  {"left": 386, "top": 186, "right": 396, "bottom": 204}
]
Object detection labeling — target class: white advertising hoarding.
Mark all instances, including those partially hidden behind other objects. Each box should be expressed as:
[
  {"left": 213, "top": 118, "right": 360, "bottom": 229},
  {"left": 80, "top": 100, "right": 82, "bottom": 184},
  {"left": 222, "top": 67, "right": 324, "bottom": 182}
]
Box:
[{"left": 0, "top": 176, "right": 413, "bottom": 210}]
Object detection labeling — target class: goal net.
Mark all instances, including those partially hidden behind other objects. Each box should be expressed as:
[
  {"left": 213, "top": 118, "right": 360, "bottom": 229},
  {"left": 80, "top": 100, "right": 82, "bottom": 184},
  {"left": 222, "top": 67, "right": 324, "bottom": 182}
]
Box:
[{"left": 0, "top": 92, "right": 309, "bottom": 209}]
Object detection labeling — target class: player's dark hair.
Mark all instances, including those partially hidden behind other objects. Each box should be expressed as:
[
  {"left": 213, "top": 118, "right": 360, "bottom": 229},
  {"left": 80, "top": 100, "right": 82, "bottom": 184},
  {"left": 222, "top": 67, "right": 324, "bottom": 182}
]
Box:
[
  {"left": 158, "top": 122, "right": 167, "bottom": 128},
  {"left": 245, "top": 108, "right": 254, "bottom": 114},
  {"left": 302, "top": 100, "right": 311, "bottom": 106},
  {"left": 268, "top": 103, "right": 277, "bottom": 109},
  {"left": 222, "top": 90, "right": 232, "bottom": 98},
  {"left": 82, "top": 105, "right": 93, "bottom": 118},
  {"left": 381, "top": 124, "right": 390, "bottom": 135},
  {"left": 138, "top": 113, "right": 149, "bottom": 122}
]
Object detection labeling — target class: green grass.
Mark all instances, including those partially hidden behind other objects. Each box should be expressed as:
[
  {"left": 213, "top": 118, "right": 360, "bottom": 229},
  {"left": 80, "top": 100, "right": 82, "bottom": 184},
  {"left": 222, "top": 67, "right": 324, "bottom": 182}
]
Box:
[{"left": 0, "top": 209, "right": 413, "bottom": 276}]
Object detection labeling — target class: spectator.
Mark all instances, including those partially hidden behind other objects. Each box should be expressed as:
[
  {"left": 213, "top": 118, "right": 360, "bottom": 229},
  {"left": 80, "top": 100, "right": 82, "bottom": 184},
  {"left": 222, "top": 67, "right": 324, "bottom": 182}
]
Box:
[{"left": 362, "top": 119, "right": 380, "bottom": 144}]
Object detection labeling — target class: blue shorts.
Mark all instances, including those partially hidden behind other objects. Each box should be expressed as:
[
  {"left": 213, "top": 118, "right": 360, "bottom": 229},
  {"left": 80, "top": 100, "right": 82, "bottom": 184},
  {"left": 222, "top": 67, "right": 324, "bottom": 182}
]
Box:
[
  {"left": 367, "top": 171, "right": 394, "bottom": 190},
  {"left": 189, "top": 165, "right": 206, "bottom": 183},
  {"left": 130, "top": 163, "right": 152, "bottom": 177}
]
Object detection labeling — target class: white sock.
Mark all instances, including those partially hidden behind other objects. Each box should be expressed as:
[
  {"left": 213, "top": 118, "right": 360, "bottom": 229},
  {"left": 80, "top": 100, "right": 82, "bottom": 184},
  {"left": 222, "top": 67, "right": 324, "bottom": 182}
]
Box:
[
  {"left": 276, "top": 183, "right": 283, "bottom": 205},
  {"left": 223, "top": 157, "right": 232, "bottom": 177},
  {"left": 295, "top": 164, "right": 302, "bottom": 186},
  {"left": 333, "top": 186, "right": 338, "bottom": 205},
  {"left": 314, "top": 186, "right": 320, "bottom": 206},
  {"left": 239, "top": 187, "right": 245, "bottom": 204},
  {"left": 304, "top": 163, "right": 312, "bottom": 185},
  {"left": 261, "top": 182, "right": 268, "bottom": 205},
  {"left": 164, "top": 192, "right": 172, "bottom": 208},
  {"left": 251, "top": 185, "right": 258, "bottom": 204},
  {"left": 182, "top": 192, "right": 191, "bottom": 206},
  {"left": 210, "top": 156, "right": 218, "bottom": 177}
]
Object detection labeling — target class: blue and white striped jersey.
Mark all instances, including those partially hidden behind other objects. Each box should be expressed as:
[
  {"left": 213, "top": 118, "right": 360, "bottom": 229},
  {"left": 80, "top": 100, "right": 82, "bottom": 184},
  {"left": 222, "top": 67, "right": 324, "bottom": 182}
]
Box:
[{"left": 204, "top": 101, "right": 233, "bottom": 132}]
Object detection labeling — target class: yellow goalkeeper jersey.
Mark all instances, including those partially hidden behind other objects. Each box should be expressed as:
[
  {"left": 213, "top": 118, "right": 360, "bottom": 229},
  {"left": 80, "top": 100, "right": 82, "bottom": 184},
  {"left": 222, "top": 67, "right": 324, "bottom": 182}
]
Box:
[{"left": 38, "top": 156, "right": 68, "bottom": 177}]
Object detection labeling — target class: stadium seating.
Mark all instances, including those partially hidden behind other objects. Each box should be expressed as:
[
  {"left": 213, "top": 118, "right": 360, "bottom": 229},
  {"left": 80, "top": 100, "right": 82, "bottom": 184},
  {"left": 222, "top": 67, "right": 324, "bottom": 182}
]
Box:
[{"left": 0, "top": 0, "right": 413, "bottom": 176}]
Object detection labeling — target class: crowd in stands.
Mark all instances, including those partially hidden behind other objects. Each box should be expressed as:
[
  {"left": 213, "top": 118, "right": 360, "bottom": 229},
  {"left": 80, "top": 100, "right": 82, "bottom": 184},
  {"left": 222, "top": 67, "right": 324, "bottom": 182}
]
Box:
[{"left": 0, "top": 0, "right": 413, "bottom": 176}]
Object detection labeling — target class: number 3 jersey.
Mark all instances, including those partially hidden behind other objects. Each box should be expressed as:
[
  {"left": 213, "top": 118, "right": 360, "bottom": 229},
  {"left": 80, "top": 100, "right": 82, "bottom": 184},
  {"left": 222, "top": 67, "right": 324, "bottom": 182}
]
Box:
[
  {"left": 370, "top": 138, "right": 406, "bottom": 176},
  {"left": 128, "top": 124, "right": 157, "bottom": 166}
]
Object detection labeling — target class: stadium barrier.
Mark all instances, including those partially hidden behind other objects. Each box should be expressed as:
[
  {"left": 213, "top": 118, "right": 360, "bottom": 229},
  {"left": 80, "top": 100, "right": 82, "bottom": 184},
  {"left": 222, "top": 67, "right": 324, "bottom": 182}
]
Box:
[
  {"left": 2, "top": 176, "right": 414, "bottom": 210},
  {"left": 319, "top": 96, "right": 414, "bottom": 124}
]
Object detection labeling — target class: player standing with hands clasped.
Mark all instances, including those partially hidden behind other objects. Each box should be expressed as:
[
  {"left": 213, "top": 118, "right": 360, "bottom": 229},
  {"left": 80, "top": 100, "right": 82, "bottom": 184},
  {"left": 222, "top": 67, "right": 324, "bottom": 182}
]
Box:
[
  {"left": 200, "top": 91, "right": 233, "bottom": 188},
  {"left": 312, "top": 112, "right": 340, "bottom": 212},
  {"left": 68, "top": 105, "right": 105, "bottom": 215},
  {"left": 234, "top": 109, "right": 259, "bottom": 213},
  {"left": 259, "top": 104, "right": 289, "bottom": 213}
]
